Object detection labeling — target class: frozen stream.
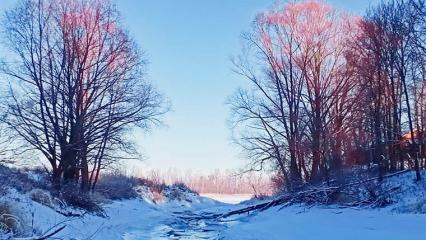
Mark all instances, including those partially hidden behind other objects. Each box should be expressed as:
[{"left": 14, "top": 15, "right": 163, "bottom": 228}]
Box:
[
  {"left": 122, "top": 204, "right": 235, "bottom": 240},
  {"left": 123, "top": 194, "right": 253, "bottom": 239}
]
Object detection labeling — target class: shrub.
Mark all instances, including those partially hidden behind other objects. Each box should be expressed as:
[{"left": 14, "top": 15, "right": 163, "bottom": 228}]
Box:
[
  {"left": 59, "top": 184, "right": 103, "bottom": 215},
  {"left": 0, "top": 201, "right": 25, "bottom": 236},
  {"left": 271, "top": 173, "right": 286, "bottom": 193},
  {"left": 29, "top": 189, "right": 53, "bottom": 208},
  {"left": 95, "top": 173, "right": 138, "bottom": 200},
  {"left": 164, "top": 187, "right": 184, "bottom": 201},
  {"left": 152, "top": 191, "right": 165, "bottom": 203},
  {"left": 137, "top": 178, "right": 166, "bottom": 194},
  {"left": 170, "top": 182, "right": 197, "bottom": 194},
  {"left": 163, "top": 182, "right": 197, "bottom": 202},
  {"left": 0, "top": 164, "right": 51, "bottom": 193}
]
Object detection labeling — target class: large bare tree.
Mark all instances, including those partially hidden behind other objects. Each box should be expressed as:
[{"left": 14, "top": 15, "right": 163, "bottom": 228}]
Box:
[
  {"left": 230, "top": 0, "right": 360, "bottom": 189},
  {"left": 1, "top": 0, "right": 167, "bottom": 190}
]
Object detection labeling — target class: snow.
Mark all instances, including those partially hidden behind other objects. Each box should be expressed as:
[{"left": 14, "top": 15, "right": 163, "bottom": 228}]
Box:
[
  {"left": 1, "top": 188, "right": 228, "bottom": 239},
  {"left": 220, "top": 171, "right": 426, "bottom": 240},
  {"left": 220, "top": 205, "right": 426, "bottom": 240},
  {"left": 200, "top": 194, "right": 253, "bottom": 204},
  {"left": 1, "top": 171, "right": 426, "bottom": 239},
  {"left": 3, "top": 189, "right": 424, "bottom": 240},
  {"left": 2, "top": 191, "right": 160, "bottom": 239}
]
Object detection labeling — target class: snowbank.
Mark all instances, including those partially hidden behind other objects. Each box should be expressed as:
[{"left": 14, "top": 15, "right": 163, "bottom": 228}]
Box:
[
  {"left": 0, "top": 185, "right": 221, "bottom": 239},
  {"left": 220, "top": 170, "right": 426, "bottom": 240},
  {"left": 221, "top": 205, "right": 426, "bottom": 240}
]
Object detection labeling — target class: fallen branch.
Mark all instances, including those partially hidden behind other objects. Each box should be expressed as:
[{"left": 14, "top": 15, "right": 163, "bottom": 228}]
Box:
[
  {"left": 209, "top": 170, "right": 411, "bottom": 219},
  {"left": 11, "top": 225, "right": 66, "bottom": 240},
  {"left": 33, "top": 225, "right": 66, "bottom": 240}
]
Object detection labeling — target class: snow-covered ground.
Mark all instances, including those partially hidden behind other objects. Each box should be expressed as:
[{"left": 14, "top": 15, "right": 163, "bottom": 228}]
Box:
[
  {"left": 2, "top": 189, "right": 424, "bottom": 240},
  {"left": 221, "top": 205, "right": 426, "bottom": 240},
  {"left": 200, "top": 193, "right": 252, "bottom": 204},
  {"left": 1, "top": 188, "right": 228, "bottom": 239},
  {"left": 1, "top": 171, "right": 425, "bottom": 239}
]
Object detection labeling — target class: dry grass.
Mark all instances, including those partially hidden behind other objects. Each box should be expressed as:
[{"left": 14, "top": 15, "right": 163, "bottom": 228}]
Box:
[
  {"left": 29, "top": 188, "right": 54, "bottom": 208},
  {"left": 152, "top": 191, "right": 165, "bottom": 203},
  {"left": 0, "top": 201, "right": 24, "bottom": 235}
]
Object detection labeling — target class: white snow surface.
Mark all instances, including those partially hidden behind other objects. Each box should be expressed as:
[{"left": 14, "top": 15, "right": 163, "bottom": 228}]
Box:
[
  {"left": 221, "top": 171, "right": 426, "bottom": 240},
  {"left": 200, "top": 194, "right": 253, "bottom": 204},
  {"left": 221, "top": 205, "right": 426, "bottom": 240},
  {"left": 1, "top": 187, "right": 225, "bottom": 239},
  {"left": 1, "top": 171, "right": 425, "bottom": 239}
]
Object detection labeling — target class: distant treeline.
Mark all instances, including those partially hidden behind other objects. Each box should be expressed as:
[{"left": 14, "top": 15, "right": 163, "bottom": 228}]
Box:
[{"left": 133, "top": 169, "right": 273, "bottom": 195}]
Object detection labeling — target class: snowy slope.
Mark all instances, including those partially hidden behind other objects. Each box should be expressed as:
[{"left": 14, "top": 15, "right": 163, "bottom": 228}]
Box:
[{"left": 0, "top": 187, "right": 226, "bottom": 239}]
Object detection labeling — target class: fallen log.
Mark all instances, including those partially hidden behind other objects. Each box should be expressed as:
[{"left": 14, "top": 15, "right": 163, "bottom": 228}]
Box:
[{"left": 211, "top": 170, "right": 411, "bottom": 219}]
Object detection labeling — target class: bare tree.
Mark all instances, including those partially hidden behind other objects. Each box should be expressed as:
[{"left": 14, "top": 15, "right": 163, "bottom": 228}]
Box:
[
  {"left": 0, "top": 0, "right": 167, "bottom": 190},
  {"left": 229, "top": 0, "right": 359, "bottom": 188},
  {"left": 360, "top": 0, "right": 424, "bottom": 180}
]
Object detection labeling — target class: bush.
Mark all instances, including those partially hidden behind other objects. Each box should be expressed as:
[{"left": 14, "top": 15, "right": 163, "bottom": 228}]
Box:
[
  {"left": 170, "top": 182, "right": 197, "bottom": 194},
  {"left": 0, "top": 201, "right": 26, "bottom": 236},
  {"left": 137, "top": 178, "right": 166, "bottom": 194},
  {"left": 163, "top": 182, "right": 197, "bottom": 202},
  {"left": 59, "top": 184, "right": 104, "bottom": 215},
  {"left": 95, "top": 173, "right": 138, "bottom": 200},
  {"left": 271, "top": 173, "right": 286, "bottom": 193},
  {"left": 152, "top": 191, "right": 165, "bottom": 203},
  {"left": 29, "top": 189, "right": 53, "bottom": 208},
  {"left": 0, "top": 164, "right": 51, "bottom": 193}
]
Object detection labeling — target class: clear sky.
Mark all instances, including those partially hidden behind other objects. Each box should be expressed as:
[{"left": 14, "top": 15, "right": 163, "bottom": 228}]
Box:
[{"left": 0, "top": 0, "right": 380, "bottom": 174}]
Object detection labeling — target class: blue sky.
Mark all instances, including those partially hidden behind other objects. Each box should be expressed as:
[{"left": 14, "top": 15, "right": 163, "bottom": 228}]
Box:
[
  {"left": 113, "top": 0, "right": 379, "bottom": 174},
  {"left": 0, "top": 0, "right": 379, "bottom": 174}
]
